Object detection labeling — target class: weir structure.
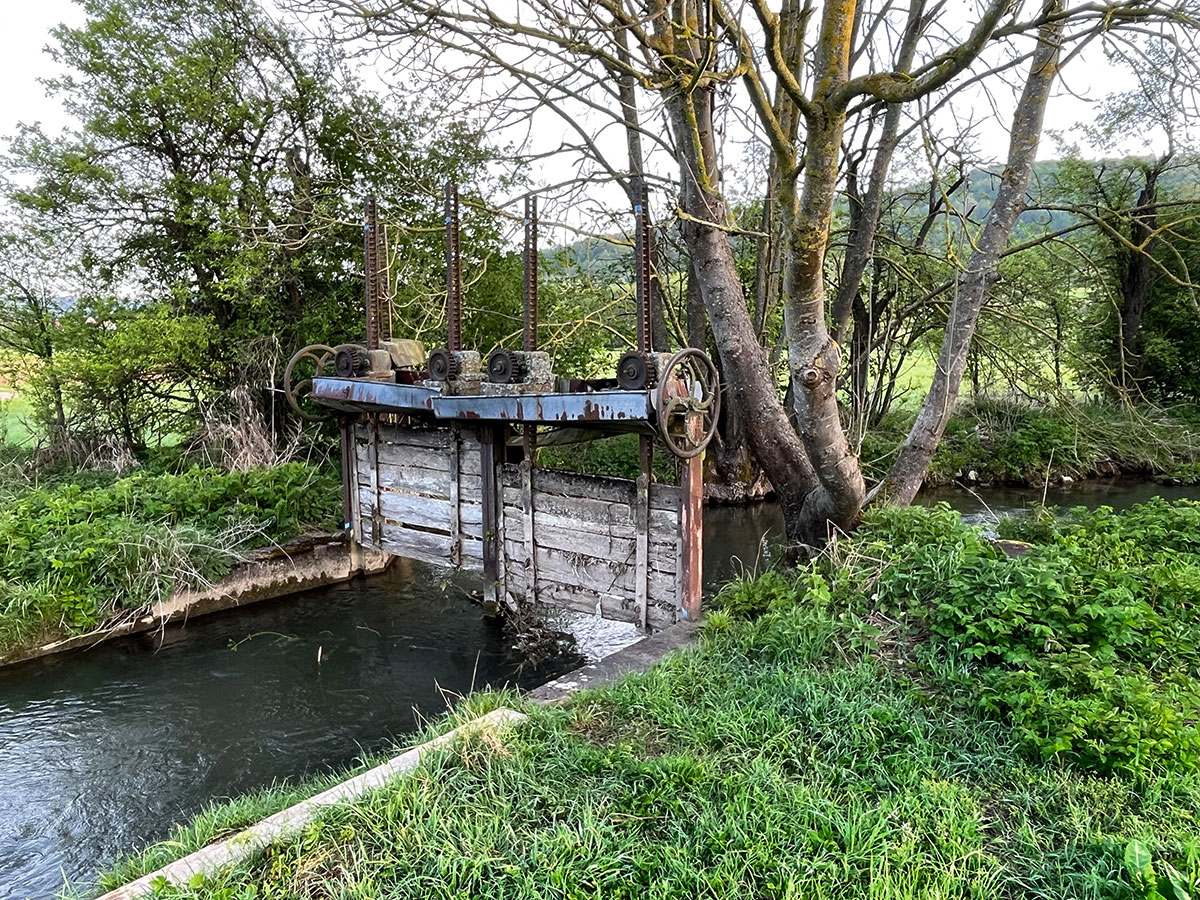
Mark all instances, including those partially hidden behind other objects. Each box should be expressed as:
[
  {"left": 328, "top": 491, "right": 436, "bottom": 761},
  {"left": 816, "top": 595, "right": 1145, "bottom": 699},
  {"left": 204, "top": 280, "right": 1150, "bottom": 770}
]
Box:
[{"left": 284, "top": 184, "right": 719, "bottom": 630}]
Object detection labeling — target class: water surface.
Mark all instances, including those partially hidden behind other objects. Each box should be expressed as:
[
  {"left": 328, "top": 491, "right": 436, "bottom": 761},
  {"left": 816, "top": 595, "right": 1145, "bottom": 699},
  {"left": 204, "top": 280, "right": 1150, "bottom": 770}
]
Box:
[
  {"left": 0, "top": 560, "right": 580, "bottom": 900},
  {"left": 3, "top": 478, "right": 1196, "bottom": 898}
]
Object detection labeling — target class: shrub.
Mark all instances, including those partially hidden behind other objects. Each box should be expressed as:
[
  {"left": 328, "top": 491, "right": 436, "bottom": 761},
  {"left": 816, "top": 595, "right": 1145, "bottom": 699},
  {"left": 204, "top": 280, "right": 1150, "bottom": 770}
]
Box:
[
  {"left": 817, "top": 501, "right": 1200, "bottom": 775},
  {"left": 0, "top": 462, "right": 340, "bottom": 652}
]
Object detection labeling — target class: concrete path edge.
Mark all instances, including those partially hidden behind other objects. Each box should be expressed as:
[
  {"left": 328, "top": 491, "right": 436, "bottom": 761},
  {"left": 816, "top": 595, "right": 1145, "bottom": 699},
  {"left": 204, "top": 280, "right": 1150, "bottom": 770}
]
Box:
[{"left": 94, "top": 708, "right": 527, "bottom": 900}]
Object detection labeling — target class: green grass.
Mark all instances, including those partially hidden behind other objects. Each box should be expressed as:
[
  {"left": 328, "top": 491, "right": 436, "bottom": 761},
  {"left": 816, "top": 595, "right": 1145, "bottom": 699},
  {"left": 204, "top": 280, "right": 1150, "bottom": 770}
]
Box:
[
  {"left": 79, "top": 595, "right": 1199, "bottom": 898},
  {"left": 0, "top": 393, "right": 35, "bottom": 446},
  {"left": 0, "top": 454, "right": 342, "bottom": 654}
]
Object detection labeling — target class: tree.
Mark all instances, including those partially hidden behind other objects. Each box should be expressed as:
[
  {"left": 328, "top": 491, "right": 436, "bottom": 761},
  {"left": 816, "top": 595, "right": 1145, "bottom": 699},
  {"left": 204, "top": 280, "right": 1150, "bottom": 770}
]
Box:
[
  {"left": 8, "top": 0, "right": 497, "bottom": 405},
  {"left": 299, "top": 0, "right": 1199, "bottom": 547}
]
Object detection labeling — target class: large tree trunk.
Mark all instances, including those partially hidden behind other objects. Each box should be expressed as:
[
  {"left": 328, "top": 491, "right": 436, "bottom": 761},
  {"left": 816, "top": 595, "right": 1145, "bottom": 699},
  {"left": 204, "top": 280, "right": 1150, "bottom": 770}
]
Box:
[
  {"left": 777, "top": 2, "right": 866, "bottom": 545},
  {"left": 1115, "top": 158, "right": 1168, "bottom": 393},
  {"left": 665, "top": 84, "right": 818, "bottom": 542},
  {"left": 879, "top": 5, "right": 1065, "bottom": 505}
]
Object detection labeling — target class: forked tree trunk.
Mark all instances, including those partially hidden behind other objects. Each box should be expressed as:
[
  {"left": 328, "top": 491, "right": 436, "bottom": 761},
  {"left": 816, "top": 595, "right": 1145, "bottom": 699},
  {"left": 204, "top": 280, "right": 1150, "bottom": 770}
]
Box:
[
  {"left": 777, "top": 2, "right": 866, "bottom": 545},
  {"left": 879, "top": 5, "right": 1065, "bottom": 505},
  {"left": 665, "top": 88, "right": 818, "bottom": 540}
]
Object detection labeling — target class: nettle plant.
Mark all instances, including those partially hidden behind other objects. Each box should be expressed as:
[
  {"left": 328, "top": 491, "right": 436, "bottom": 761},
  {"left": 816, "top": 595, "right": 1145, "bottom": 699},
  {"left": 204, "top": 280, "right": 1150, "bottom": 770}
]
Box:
[{"left": 819, "top": 500, "right": 1200, "bottom": 776}]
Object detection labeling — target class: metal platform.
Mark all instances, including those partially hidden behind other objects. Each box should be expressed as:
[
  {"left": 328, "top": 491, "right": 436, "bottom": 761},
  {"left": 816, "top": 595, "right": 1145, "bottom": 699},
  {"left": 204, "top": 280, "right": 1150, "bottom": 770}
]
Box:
[{"left": 312, "top": 377, "right": 656, "bottom": 429}]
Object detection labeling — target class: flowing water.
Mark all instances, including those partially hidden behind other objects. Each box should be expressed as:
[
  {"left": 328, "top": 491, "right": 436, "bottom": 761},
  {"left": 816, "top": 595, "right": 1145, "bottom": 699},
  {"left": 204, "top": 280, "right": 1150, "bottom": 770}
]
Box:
[{"left": 2, "top": 478, "right": 1197, "bottom": 899}]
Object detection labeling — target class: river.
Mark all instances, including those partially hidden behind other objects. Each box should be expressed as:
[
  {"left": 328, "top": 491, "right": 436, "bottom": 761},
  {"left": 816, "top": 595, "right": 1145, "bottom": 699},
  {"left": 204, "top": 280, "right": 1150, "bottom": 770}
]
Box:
[{"left": 2, "top": 478, "right": 1196, "bottom": 899}]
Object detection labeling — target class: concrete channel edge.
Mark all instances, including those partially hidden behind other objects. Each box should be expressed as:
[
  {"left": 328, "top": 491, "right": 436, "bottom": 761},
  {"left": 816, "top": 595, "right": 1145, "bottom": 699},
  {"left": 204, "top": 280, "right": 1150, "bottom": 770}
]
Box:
[{"left": 94, "top": 707, "right": 528, "bottom": 900}]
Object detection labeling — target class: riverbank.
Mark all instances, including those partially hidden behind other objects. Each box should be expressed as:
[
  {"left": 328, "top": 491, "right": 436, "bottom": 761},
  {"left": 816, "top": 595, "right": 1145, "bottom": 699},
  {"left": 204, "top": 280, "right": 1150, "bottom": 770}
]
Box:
[
  {"left": 863, "top": 399, "right": 1200, "bottom": 487},
  {"left": 0, "top": 449, "right": 342, "bottom": 656},
  {"left": 79, "top": 498, "right": 1200, "bottom": 899},
  {"left": 544, "top": 400, "right": 1200, "bottom": 496}
]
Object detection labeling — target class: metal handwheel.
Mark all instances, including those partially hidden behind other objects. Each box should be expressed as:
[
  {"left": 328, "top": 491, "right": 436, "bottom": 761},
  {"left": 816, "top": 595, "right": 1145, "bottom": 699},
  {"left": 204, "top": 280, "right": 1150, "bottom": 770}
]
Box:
[
  {"left": 655, "top": 348, "right": 721, "bottom": 459},
  {"left": 284, "top": 344, "right": 336, "bottom": 421}
]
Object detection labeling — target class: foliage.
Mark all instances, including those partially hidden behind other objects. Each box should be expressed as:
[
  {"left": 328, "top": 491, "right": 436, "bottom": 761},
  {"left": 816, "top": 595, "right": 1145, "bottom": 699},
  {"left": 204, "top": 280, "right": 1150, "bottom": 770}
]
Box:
[
  {"left": 82, "top": 602, "right": 1200, "bottom": 900},
  {"left": 539, "top": 433, "right": 679, "bottom": 482},
  {"left": 814, "top": 501, "right": 1200, "bottom": 775},
  {"left": 0, "top": 460, "right": 339, "bottom": 653},
  {"left": 862, "top": 399, "right": 1200, "bottom": 485},
  {"left": 30, "top": 301, "right": 218, "bottom": 449},
  {"left": 1125, "top": 839, "right": 1200, "bottom": 900},
  {"left": 6, "top": 0, "right": 502, "bottom": 448}
]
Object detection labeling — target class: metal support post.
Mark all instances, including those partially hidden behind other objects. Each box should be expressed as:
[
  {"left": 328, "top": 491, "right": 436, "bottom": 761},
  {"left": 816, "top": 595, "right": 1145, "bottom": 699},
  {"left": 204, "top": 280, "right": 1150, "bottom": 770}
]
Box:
[{"left": 679, "top": 416, "right": 704, "bottom": 620}]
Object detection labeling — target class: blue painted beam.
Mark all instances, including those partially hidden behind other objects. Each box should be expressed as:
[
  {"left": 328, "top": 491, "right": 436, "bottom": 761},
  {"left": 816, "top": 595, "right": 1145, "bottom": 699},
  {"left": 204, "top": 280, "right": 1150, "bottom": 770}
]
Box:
[{"left": 312, "top": 377, "right": 656, "bottom": 426}]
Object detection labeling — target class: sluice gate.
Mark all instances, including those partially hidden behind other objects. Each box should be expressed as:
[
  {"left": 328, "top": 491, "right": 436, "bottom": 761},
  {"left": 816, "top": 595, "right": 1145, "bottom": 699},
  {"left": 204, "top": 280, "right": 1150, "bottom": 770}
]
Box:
[{"left": 286, "top": 185, "right": 719, "bottom": 630}]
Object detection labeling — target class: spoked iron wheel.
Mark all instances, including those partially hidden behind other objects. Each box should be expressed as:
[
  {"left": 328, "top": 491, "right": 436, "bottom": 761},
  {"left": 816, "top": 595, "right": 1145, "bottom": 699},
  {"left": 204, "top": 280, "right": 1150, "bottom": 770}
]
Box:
[
  {"left": 284, "top": 344, "right": 336, "bottom": 422},
  {"left": 655, "top": 348, "right": 721, "bottom": 459}
]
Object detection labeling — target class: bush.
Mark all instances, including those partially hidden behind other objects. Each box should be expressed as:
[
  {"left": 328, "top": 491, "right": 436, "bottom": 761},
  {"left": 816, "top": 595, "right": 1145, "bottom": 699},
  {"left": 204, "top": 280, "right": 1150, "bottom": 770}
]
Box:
[{"left": 815, "top": 501, "right": 1200, "bottom": 776}]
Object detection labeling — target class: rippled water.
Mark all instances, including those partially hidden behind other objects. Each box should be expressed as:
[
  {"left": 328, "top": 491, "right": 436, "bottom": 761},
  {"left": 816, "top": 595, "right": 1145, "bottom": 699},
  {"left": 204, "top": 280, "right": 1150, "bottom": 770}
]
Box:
[
  {"left": 0, "top": 559, "right": 581, "bottom": 900},
  {"left": 2, "top": 479, "right": 1195, "bottom": 899}
]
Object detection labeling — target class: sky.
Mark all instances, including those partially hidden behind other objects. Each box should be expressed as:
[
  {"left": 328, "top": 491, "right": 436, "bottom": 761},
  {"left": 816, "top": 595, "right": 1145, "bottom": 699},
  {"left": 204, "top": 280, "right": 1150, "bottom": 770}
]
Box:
[{"left": 1, "top": 2, "right": 85, "bottom": 141}]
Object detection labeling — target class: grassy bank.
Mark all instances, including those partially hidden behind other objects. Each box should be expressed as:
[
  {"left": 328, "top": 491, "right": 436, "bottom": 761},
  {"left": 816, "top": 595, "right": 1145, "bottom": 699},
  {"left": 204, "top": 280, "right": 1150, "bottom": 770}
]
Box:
[
  {"left": 80, "top": 501, "right": 1200, "bottom": 899},
  {"left": 0, "top": 450, "right": 341, "bottom": 655},
  {"left": 863, "top": 400, "right": 1200, "bottom": 487}
]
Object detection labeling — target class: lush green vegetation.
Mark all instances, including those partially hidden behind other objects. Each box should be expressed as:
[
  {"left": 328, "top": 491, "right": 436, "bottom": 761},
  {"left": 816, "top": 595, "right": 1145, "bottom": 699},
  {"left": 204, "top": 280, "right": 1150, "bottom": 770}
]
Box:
[
  {"left": 861, "top": 400, "right": 1200, "bottom": 487},
  {"left": 77, "top": 500, "right": 1200, "bottom": 900},
  {"left": 0, "top": 456, "right": 340, "bottom": 654}
]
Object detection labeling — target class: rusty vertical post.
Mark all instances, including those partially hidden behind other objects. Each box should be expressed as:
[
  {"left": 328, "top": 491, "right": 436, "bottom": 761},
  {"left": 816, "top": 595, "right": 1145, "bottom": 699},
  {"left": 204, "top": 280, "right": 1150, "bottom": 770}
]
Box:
[
  {"left": 364, "top": 196, "right": 379, "bottom": 350},
  {"left": 445, "top": 182, "right": 462, "bottom": 352},
  {"left": 679, "top": 415, "right": 704, "bottom": 620},
  {"left": 634, "top": 182, "right": 651, "bottom": 354}
]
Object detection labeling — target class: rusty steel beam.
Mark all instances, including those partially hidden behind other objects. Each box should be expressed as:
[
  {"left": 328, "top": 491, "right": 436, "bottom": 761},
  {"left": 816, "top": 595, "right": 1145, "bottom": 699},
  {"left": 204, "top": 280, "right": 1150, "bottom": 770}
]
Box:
[
  {"left": 433, "top": 392, "right": 654, "bottom": 425},
  {"left": 312, "top": 378, "right": 438, "bottom": 414},
  {"left": 311, "top": 378, "right": 658, "bottom": 427},
  {"left": 679, "top": 416, "right": 704, "bottom": 620}
]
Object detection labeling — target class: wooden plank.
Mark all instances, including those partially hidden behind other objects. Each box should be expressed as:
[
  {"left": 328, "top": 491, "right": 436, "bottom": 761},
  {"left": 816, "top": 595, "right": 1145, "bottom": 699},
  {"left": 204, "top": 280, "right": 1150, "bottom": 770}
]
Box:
[
  {"left": 521, "top": 459, "right": 536, "bottom": 600},
  {"left": 374, "top": 426, "right": 452, "bottom": 451},
  {"left": 505, "top": 567, "right": 676, "bottom": 630},
  {"left": 377, "top": 524, "right": 484, "bottom": 570},
  {"left": 364, "top": 463, "right": 452, "bottom": 497},
  {"left": 533, "top": 468, "right": 634, "bottom": 505},
  {"left": 368, "top": 418, "right": 382, "bottom": 546},
  {"left": 504, "top": 542, "right": 678, "bottom": 601},
  {"left": 635, "top": 471, "right": 650, "bottom": 629},
  {"left": 449, "top": 424, "right": 461, "bottom": 566},
  {"left": 378, "top": 527, "right": 450, "bottom": 568},
  {"left": 531, "top": 468, "right": 681, "bottom": 513},
  {"left": 348, "top": 424, "right": 364, "bottom": 550},
  {"left": 372, "top": 489, "right": 484, "bottom": 539}
]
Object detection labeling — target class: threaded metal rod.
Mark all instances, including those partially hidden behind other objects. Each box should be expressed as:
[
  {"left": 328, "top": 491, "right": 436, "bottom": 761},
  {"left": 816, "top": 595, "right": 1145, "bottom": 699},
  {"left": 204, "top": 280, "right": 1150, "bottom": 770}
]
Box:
[
  {"left": 523, "top": 195, "right": 538, "bottom": 352},
  {"left": 445, "top": 182, "right": 462, "bottom": 352}
]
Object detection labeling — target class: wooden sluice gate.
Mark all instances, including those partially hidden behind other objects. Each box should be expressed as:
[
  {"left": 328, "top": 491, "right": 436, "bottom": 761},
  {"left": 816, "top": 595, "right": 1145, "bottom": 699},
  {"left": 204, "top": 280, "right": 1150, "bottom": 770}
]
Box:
[{"left": 285, "top": 185, "right": 719, "bottom": 630}]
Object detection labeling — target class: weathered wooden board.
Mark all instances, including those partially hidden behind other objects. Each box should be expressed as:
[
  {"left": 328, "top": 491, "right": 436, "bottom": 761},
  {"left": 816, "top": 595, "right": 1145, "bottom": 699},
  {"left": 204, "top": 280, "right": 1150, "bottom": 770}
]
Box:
[
  {"left": 499, "top": 463, "right": 682, "bottom": 630},
  {"left": 352, "top": 421, "right": 684, "bottom": 630}
]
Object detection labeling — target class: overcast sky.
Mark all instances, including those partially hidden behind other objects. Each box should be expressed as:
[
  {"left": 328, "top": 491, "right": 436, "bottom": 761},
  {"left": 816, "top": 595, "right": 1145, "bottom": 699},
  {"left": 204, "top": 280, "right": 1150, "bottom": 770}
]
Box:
[
  {"left": 2, "top": 2, "right": 85, "bottom": 141},
  {"left": 0, "top": 1, "right": 1180, "bottom": 202}
]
